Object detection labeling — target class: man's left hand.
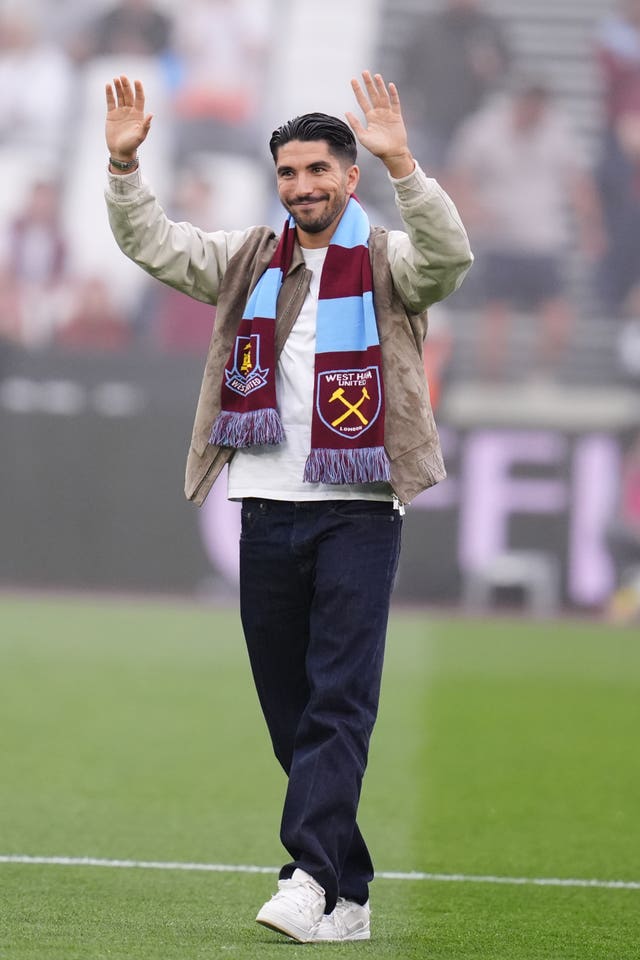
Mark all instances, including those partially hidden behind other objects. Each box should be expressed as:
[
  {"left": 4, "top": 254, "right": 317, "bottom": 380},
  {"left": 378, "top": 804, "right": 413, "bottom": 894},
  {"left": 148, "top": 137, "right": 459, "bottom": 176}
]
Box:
[{"left": 346, "top": 71, "right": 415, "bottom": 179}]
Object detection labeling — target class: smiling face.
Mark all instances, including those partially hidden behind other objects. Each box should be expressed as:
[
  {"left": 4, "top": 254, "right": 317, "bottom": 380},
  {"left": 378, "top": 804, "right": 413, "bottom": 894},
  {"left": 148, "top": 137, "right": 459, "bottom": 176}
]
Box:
[{"left": 274, "top": 140, "right": 360, "bottom": 248}]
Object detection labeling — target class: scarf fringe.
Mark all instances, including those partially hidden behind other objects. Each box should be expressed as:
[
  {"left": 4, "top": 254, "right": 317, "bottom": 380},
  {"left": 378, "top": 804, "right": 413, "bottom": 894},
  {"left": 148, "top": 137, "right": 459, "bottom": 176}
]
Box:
[
  {"left": 304, "top": 446, "right": 391, "bottom": 485},
  {"left": 209, "top": 408, "right": 285, "bottom": 448}
]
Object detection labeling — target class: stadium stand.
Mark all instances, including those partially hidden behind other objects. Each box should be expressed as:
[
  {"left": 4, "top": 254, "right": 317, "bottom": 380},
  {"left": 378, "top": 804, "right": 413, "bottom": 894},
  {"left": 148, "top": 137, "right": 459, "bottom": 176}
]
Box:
[{"left": 377, "top": 0, "right": 625, "bottom": 387}]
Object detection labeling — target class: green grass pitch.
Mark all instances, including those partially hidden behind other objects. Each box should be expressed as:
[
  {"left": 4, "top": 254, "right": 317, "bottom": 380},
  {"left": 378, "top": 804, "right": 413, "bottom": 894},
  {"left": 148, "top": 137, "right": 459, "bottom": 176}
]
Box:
[{"left": 0, "top": 595, "right": 638, "bottom": 959}]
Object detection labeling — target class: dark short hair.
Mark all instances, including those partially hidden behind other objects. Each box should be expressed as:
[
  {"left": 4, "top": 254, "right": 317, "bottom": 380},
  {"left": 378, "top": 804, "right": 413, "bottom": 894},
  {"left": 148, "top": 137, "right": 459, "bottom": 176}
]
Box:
[{"left": 269, "top": 112, "right": 357, "bottom": 165}]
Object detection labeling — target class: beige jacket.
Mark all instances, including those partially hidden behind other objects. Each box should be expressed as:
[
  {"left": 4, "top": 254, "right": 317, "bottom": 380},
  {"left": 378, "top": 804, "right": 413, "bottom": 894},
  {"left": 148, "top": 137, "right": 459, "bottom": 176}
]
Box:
[{"left": 105, "top": 165, "right": 472, "bottom": 504}]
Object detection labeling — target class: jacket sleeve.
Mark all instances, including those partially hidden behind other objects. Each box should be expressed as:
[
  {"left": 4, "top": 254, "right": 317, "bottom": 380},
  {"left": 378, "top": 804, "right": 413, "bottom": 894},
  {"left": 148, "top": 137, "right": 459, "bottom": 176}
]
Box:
[
  {"left": 386, "top": 164, "right": 473, "bottom": 313},
  {"left": 104, "top": 170, "right": 254, "bottom": 305}
]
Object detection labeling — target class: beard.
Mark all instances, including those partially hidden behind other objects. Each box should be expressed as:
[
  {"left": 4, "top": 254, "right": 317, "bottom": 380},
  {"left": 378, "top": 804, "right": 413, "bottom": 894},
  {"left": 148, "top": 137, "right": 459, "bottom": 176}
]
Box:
[{"left": 285, "top": 193, "right": 348, "bottom": 235}]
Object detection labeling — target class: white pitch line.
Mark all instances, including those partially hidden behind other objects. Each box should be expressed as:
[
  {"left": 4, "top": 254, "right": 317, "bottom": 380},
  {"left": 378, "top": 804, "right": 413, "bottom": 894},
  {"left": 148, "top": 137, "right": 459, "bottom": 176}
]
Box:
[{"left": 1, "top": 855, "right": 639, "bottom": 891}]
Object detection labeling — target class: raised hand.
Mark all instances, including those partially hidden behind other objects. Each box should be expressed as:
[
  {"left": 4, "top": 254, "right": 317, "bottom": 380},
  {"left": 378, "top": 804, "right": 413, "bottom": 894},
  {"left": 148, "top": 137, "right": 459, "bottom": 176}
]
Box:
[
  {"left": 346, "top": 71, "right": 414, "bottom": 178},
  {"left": 105, "top": 75, "right": 153, "bottom": 161}
]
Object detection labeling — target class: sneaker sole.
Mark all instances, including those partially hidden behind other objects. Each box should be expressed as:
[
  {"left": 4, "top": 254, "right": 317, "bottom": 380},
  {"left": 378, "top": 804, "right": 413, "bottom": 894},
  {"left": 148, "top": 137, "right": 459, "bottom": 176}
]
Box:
[
  {"left": 313, "top": 928, "right": 371, "bottom": 942},
  {"left": 255, "top": 912, "right": 318, "bottom": 943}
]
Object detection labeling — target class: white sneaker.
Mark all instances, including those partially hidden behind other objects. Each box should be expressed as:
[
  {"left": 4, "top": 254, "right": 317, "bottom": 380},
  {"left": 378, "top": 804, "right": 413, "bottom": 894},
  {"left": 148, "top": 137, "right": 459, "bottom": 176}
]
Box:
[
  {"left": 313, "top": 897, "right": 371, "bottom": 941},
  {"left": 256, "top": 868, "right": 326, "bottom": 942}
]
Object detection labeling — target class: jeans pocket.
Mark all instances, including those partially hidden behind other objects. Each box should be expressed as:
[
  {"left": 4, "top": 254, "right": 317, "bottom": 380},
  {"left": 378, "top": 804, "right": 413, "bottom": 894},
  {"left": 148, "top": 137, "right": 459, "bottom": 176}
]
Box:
[
  {"left": 329, "top": 499, "right": 396, "bottom": 521},
  {"left": 240, "top": 499, "right": 269, "bottom": 538}
]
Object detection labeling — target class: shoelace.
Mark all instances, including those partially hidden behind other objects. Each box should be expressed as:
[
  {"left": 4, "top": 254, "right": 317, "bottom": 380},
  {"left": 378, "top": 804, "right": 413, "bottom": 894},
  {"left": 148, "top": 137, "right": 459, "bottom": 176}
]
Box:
[
  {"left": 275, "top": 877, "right": 322, "bottom": 915},
  {"left": 331, "top": 899, "right": 366, "bottom": 936}
]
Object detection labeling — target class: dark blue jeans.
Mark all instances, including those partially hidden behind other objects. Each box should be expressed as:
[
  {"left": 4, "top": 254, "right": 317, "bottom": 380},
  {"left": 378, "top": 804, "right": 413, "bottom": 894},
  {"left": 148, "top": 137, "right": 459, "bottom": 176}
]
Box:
[{"left": 239, "top": 498, "right": 403, "bottom": 912}]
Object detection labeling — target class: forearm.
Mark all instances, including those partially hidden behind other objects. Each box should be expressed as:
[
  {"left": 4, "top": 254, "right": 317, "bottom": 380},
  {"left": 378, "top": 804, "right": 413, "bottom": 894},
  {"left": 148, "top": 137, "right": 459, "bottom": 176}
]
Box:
[
  {"left": 381, "top": 148, "right": 416, "bottom": 180},
  {"left": 104, "top": 170, "right": 250, "bottom": 304},
  {"left": 387, "top": 164, "right": 474, "bottom": 312}
]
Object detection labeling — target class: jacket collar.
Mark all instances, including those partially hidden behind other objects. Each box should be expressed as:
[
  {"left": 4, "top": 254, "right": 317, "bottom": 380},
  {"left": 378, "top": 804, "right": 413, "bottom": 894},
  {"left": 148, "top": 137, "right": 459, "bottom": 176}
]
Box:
[{"left": 286, "top": 237, "right": 306, "bottom": 277}]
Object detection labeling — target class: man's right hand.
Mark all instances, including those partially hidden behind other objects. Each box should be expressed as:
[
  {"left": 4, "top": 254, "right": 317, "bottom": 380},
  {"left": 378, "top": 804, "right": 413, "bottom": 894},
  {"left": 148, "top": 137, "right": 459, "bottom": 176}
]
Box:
[{"left": 105, "top": 75, "right": 153, "bottom": 163}]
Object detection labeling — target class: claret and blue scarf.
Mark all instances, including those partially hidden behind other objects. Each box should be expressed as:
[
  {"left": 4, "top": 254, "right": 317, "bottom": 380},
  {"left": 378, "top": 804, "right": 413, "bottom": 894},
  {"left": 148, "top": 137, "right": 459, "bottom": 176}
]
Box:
[{"left": 209, "top": 196, "right": 390, "bottom": 485}]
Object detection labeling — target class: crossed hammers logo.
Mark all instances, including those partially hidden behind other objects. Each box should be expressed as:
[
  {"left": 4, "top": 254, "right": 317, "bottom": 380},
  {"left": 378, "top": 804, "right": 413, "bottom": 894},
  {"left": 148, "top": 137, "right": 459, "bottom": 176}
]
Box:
[{"left": 329, "top": 386, "right": 370, "bottom": 427}]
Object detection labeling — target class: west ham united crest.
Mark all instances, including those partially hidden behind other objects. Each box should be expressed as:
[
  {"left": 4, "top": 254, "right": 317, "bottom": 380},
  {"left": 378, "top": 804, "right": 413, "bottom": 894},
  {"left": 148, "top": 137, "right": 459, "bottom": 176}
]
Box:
[
  {"left": 317, "top": 367, "right": 382, "bottom": 439},
  {"left": 225, "top": 334, "right": 269, "bottom": 397}
]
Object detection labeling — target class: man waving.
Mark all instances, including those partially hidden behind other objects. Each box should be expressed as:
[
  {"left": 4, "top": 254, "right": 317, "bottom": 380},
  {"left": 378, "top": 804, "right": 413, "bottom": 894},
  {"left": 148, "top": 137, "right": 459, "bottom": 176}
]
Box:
[{"left": 105, "top": 70, "right": 472, "bottom": 943}]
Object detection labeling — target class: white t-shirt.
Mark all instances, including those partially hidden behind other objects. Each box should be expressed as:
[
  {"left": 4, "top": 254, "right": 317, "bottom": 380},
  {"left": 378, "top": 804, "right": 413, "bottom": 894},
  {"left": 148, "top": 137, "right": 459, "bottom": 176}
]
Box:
[{"left": 227, "top": 245, "right": 393, "bottom": 502}]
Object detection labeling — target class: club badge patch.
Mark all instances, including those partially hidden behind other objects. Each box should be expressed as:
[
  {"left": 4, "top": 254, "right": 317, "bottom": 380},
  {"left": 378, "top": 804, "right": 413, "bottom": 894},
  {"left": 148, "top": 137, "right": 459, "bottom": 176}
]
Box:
[
  {"left": 317, "top": 367, "right": 382, "bottom": 439},
  {"left": 224, "top": 334, "right": 269, "bottom": 397}
]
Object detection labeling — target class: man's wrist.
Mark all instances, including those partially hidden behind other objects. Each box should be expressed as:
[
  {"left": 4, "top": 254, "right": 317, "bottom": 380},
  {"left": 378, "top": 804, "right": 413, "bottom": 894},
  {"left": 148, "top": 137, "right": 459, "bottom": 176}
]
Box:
[
  {"left": 109, "top": 155, "right": 139, "bottom": 173},
  {"left": 382, "top": 151, "right": 415, "bottom": 179}
]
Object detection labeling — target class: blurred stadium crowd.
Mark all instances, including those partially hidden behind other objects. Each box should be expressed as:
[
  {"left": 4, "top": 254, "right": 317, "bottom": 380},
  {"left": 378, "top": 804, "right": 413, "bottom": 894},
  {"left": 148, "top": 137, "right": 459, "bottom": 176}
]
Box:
[
  {"left": 1, "top": 0, "right": 640, "bottom": 368},
  {"left": 0, "top": 0, "right": 271, "bottom": 353},
  {"left": 0, "top": 0, "right": 639, "bottom": 615},
  {"left": 377, "top": 0, "right": 640, "bottom": 387},
  {"left": 0, "top": 0, "right": 638, "bottom": 379}
]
